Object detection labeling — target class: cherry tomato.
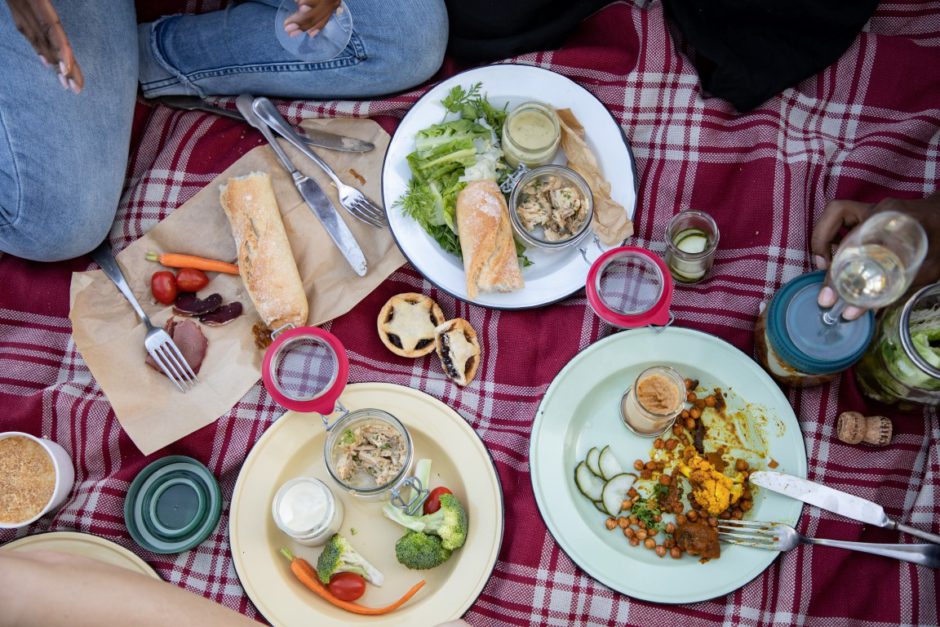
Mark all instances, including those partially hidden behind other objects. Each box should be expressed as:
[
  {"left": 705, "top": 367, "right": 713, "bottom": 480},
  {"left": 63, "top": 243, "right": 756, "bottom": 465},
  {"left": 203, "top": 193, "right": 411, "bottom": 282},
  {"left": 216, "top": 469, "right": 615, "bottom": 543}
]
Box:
[
  {"left": 424, "top": 486, "right": 453, "bottom": 515},
  {"left": 151, "top": 271, "right": 178, "bottom": 305},
  {"left": 175, "top": 268, "right": 209, "bottom": 293},
  {"left": 328, "top": 572, "right": 366, "bottom": 601}
]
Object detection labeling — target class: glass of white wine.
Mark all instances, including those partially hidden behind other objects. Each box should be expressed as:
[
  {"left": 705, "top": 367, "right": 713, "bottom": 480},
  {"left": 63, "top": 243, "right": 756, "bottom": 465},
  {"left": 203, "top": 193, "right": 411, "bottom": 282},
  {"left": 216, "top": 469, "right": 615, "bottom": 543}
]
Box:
[{"left": 822, "top": 210, "right": 928, "bottom": 326}]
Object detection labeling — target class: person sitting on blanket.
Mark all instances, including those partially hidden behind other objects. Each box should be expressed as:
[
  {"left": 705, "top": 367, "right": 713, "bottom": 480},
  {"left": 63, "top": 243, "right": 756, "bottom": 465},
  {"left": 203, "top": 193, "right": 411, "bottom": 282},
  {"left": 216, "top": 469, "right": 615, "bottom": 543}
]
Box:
[
  {"left": 813, "top": 192, "right": 940, "bottom": 320},
  {"left": 0, "top": 0, "right": 447, "bottom": 262}
]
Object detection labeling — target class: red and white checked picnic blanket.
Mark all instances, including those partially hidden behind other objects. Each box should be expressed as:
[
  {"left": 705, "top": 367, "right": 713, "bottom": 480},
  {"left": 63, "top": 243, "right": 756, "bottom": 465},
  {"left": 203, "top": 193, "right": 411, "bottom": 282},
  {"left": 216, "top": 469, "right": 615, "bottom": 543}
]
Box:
[{"left": 2, "top": 1, "right": 939, "bottom": 624}]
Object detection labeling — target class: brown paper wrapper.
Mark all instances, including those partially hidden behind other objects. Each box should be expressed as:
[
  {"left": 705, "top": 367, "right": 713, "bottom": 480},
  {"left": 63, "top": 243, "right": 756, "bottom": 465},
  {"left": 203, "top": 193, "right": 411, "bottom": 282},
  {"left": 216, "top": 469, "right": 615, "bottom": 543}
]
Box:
[
  {"left": 557, "top": 108, "right": 634, "bottom": 245},
  {"left": 69, "top": 118, "right": 405, "bottom": 455}
]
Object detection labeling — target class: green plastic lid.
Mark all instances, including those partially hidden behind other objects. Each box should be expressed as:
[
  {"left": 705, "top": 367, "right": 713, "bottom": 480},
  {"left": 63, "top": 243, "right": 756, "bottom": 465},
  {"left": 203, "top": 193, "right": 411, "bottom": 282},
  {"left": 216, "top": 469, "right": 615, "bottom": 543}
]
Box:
[{"left": 124, "top": 456, "right": 222, "bottom": 554}]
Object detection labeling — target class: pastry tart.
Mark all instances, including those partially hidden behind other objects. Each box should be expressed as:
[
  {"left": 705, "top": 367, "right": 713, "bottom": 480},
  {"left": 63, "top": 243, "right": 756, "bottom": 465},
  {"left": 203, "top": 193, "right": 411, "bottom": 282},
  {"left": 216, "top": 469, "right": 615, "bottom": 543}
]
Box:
[
  {"left": 377, "top": 293, "right": 446, "bottom": 357},
  {"left": 434, "top": 318, "right": 481, "bottom": 387}
]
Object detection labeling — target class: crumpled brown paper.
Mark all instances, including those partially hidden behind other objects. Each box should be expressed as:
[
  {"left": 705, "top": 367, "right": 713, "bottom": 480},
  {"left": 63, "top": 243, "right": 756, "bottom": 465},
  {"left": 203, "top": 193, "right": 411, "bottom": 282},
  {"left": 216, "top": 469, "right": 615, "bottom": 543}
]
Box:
[
  {"left": 69, "top": 118, "right": 405, "bottom": 455},
  {"left": 557, "top": 108, "right": 634, "bottom": 245}
]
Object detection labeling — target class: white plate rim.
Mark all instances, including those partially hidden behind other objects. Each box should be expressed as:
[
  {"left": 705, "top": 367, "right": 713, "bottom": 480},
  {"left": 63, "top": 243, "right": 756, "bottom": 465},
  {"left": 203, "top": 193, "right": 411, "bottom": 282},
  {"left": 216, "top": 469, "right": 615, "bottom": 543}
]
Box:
[{"left": 381, "top": 62, "right": 639, "bottom": 310}]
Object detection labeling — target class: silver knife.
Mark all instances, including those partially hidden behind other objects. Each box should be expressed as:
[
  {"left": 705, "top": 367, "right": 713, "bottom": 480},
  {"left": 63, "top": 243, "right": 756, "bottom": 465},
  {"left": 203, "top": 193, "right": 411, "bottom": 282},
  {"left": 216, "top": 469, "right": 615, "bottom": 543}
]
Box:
[
  {"left": 155, "top": 95, "right": 375, "bottom": 153},
  {"left": 235, "top": 95, "right": 368, "bottom": 277},
  {"left": 750, "top": 471, "right": 940, "bottom": 544}
]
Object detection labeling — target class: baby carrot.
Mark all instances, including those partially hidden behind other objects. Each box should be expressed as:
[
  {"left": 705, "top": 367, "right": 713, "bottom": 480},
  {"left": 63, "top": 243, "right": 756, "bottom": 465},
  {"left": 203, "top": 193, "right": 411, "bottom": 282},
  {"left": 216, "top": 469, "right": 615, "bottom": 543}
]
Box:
[
  {"left": 279, "top": 548, "right": 425, "bottom": 615},
  {"left": 145, "top": 252, "right": 239, "bottom": 275}
]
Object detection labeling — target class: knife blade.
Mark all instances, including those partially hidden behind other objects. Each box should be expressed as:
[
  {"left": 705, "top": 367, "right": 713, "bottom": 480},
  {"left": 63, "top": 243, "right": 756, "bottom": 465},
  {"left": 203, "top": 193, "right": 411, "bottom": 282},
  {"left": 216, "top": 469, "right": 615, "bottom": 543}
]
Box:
[
  {"left": 750, "top": 471, "right": 940, "bottom": 544},
  {"left": 155, "top": 95, "right": 375, "bottom": 153},
  {"left": 235, "top": 95, "right": 368, "bottom": 277}
]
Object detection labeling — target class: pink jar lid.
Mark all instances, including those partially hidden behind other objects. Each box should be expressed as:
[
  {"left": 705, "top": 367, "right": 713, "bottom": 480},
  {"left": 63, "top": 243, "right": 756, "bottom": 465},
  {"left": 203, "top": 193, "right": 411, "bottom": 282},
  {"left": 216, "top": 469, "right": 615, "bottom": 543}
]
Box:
[
  {"left": 585, "top": 247, "right": 674, "bottom": 328},
  {"left": 261, "top": 326, "right": 349, "bottom": 414}
]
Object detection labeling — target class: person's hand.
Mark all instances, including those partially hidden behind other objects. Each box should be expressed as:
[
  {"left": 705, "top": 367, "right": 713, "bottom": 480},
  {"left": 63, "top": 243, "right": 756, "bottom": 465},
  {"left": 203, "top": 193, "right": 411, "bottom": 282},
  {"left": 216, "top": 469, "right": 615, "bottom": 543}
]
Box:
[
  {"left": 283, "top": 0, "right": 342, "bottom": 38},
  {"left": 811, "top": 193, "right": 940, "bottom": 320},
  {"left": 5, "top": 0, "right": 82, "bottom": 93}
]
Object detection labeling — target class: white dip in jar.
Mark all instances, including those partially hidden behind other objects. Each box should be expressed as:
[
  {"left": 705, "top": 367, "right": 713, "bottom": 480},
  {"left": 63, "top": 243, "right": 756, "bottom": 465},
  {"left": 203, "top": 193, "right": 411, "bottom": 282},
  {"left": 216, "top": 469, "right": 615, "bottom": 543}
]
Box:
[{"left": 272, "top": 477, "right": 343, "bottom": 546}]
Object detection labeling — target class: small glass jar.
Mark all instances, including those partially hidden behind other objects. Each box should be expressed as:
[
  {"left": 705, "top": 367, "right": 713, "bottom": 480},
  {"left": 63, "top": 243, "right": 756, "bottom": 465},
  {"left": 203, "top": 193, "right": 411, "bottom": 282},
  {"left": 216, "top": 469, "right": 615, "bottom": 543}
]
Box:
[
  {"left": 508, "top": 164, "right": 594, "bottom": 251},
  {"left": 501, "top": 101, "right": 561, "bottom": 169},
  {"left": 324, "top": 409, "right": 425, "bottom": 513},
  {"left": 620, "top": 366, "right": 686, "bottom": 437},
  {"left": 272, "top": 477, "right": 343, "bottom": 546},
  {"left": 664, "top": 210, "right": 719, "bottom": 283},
  {"left": 855, "top": 283, "right": 940, "bottom": 406}
]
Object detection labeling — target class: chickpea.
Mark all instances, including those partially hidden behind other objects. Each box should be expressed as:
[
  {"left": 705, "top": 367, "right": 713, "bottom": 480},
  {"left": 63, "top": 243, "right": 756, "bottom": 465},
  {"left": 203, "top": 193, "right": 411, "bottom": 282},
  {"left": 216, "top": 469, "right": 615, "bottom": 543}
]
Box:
[
  {"left": 640, "top": 469, "right": 652, "bottom": 480},
  {"left": 732, "top": 510, "right": 743, "bottom": 520},
  {"left": 627, "top": 487, "right": 639, "bottom": 498},
  {"left": 623, "top": 527, "right": 635, "bottom": 538},
  {"left": 704, "top": 395, "right": 717, "bottom": 407},
  {"left": 644, "top": 538, "right": 656, "bottom": 549},
  {"left": 741, "top": 500, "right": 753, "bottom": 512},
  {"left": 638, "top": 520, "right": 647, "bottom": 530},
  {"left": 684, "top": 378, "right": 694, "bottom": 390},
  {"left": 636, "top": 529, "right": 648, "bottom": 541},
  {"left": 621, "top": 500, "right": 631, "bottom": 511},
  {"left": 665, "top": 522, "right": 676, "bottom": 534},
  {"left": 686, "top": 511, "right": 698, "bottom": 522},
  {"left": 629, "top": 515, "right": 638, "bottom": 525},
  {"left": 656, "top": 461, "right": 667, "bottom": 470},
  {"left": 645, "top": 461, "right": 657, "bottom": 470},
  {"left": 665, "top": 439, "right": 678, "bottom": 451},
  {"left": 708, "top": 517, "right": 718, "bottom": 527},
  {"left": 672, "top": 424, "right": 683, "bottom": 436},
  {"left": 655, "top": 545, "right": 667, "bottom": 557},
  {"left": 673, "top": 503, "right": 684, "bottom": 514},
  {"left": 653, "top": 438, "right": 664, "bottom": 449},
  {"left": 682, "top": 418, "right": 693, "bottom": 430},
  {"left": 670, "top": 547, "right": 682, "bottom": 559},
  {"left": 676, "top": 514, "right": 687, "bottom": 525},
  {"left": 686, "top": 391, "right": 697, "bottom": 402},
  {"left": 605, "top": 518, "right": 617, "bottom": 530},
  {"left": 689, "top": 408, "right": 701, "bottom": 420},
  {"left": 735, "top": 459, "right": 749, "bottom": 472},
  {"left": 664, "top": 538, "right": 675, "bottom": 549},
  {"left": 618, "top": 517, "right": 629, "bottom": 529},
  {"left": 680, "top": 409, "right": 690, "bottom": 419},
  {"left": 658, "top": 473, "right": 671, "bottom": 486},
  {"left": 654, "top": 514, "right": 662, "bottom": 522},
  {"left": 633, "top": 459, "right": 644, "bottom": 471},
  {"left": 629, "top": 537, "right": 640, "bottom": 547}
]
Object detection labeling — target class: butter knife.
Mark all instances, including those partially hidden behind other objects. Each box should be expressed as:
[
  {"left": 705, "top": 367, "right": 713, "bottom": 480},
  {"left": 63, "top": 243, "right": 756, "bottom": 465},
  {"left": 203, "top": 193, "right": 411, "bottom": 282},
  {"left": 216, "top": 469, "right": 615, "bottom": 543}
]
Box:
[
  {"left": 235, "top": 95, "right": 368, "bottom": 277},
  {"left": 156, "top": 95, "right": 375, "bottom": 153},
  {"left": 750, "top": 471, "right": 940, "bottom": 544}
]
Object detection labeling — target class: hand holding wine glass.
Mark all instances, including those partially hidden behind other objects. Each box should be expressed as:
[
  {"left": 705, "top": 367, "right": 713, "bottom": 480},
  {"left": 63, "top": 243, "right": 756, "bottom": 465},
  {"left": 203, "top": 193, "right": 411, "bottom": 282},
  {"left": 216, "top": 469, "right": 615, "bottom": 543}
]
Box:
[{"left": 816, "top": 210, "right": 928, "bottom": 326}]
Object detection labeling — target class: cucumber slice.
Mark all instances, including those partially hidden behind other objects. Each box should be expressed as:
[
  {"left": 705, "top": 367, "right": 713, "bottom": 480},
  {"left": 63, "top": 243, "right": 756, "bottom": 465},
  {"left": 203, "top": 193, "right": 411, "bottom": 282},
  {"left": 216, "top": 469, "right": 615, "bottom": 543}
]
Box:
[
  {"left": 593, "top": 500, "right": 608, "bottom": 515},
  {"left": 601, "top": 473, "right": 637, "bottom": 516},
  {"left": 598, "top": 446, "right": 623, "bottom": 480},
  {"left": 674, "top": 229, "right": 709, "bottom": 254},
  {"left": 575, "top": 461, "right": 605, "bottom": 502},
  {"left": 585, "top": 447, "right": 602, "bottom": 477}
]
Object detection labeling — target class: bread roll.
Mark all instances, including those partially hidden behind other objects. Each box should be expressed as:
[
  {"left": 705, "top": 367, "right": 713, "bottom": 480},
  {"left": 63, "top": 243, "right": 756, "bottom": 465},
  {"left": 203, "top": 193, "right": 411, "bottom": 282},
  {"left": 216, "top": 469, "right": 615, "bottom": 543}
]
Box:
[
  {"left": 219, "top": 172, "right": 308, "bottom": 330},
  {"left": 456, "top": 180, "right": 524, "bottom": 298}
]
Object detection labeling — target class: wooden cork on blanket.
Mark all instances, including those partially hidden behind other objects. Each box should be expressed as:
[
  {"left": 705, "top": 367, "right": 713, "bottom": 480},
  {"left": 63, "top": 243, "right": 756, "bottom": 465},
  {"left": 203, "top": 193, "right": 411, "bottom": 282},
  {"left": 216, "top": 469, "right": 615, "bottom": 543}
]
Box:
[{"left": 837, "top": 411, "right": 893, "bottom": 446}]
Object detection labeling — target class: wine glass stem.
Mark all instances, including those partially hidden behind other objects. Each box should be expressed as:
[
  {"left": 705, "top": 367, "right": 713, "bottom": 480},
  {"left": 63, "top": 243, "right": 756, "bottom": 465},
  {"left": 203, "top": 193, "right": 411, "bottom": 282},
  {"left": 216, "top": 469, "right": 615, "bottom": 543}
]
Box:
[{"left": 822, "top": 298, "right": 848, "bottom": 326}]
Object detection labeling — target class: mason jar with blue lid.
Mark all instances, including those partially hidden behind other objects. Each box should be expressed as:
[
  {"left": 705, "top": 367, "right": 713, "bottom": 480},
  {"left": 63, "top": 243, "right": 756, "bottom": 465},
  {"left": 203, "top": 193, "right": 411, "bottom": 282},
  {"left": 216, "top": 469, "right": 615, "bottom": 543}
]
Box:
[{"left": 754, "top": 271, "right": 875, "bottom": 387}]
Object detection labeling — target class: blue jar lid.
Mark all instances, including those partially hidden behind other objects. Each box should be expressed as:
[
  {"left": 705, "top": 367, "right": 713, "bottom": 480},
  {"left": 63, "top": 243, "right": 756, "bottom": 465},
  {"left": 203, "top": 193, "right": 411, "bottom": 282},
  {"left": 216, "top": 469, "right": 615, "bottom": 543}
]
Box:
[
  {"left": 766, "top": 271, "right": 875, "bottom": 375},
  {"left": 124, "top": 456, "right": 221, "bottom": 554}
]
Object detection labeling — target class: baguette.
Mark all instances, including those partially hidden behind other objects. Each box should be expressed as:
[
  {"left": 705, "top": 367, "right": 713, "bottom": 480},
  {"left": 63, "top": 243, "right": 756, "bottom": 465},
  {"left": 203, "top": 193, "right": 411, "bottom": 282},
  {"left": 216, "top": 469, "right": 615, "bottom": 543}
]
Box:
[
  {"left": 219, "top": 172, "right": 308, "bottom": 330},
  {"left": 456, "top": 180, "right": 524, "bottom": 298}
]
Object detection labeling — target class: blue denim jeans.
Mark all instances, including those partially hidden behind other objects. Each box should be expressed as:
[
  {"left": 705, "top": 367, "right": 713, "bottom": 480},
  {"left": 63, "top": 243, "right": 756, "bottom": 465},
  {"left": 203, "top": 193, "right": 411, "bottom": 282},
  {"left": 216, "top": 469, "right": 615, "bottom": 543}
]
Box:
[{"left": 0, "top": 0, "right": 447, "bottom": 262}]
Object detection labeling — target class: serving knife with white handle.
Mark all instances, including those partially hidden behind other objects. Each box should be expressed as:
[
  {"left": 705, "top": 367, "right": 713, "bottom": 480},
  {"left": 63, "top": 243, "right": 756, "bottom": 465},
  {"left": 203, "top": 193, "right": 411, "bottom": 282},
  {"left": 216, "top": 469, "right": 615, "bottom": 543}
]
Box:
[{"left": 750, "top": 471, "right": 940, "bottom": 545}]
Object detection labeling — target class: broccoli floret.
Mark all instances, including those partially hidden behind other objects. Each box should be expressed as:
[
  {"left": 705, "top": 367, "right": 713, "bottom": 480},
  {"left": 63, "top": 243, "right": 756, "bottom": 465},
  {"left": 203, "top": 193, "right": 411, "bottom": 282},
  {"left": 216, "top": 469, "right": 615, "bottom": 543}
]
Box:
[
  {"left": 395, "top": 531, "right": 452, "bottom": 570},
  {"left": 383, "top": 493, "right": 468, "bottom": 550},
  {"left": 316, "top": 534, "right": 384, "bottom": 586}
]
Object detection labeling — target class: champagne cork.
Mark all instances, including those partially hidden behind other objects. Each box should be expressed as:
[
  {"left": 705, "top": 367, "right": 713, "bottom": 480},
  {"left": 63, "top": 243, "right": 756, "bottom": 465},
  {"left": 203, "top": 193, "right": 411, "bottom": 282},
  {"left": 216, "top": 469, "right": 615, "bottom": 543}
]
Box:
[{"left": 837, "top": 411, "right": 893, "bottom": 446}]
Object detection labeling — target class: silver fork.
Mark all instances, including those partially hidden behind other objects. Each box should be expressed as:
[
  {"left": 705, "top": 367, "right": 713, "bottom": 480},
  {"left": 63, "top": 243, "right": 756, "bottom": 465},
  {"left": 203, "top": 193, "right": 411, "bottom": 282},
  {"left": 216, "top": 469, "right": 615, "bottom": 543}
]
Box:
[
  {"left": 90, "top": 242, "right": 197, "bottom": 393},
  {"left": 251, "top": 97, "right": 386, "bottom": 228},
  {"left": 718, "top": 519, "right": 940, "bottom": 568}
]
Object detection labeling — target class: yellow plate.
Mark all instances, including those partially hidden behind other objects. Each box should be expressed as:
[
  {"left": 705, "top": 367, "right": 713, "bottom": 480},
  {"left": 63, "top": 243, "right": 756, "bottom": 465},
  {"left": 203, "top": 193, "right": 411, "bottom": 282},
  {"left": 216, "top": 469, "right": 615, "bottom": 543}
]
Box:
[
  {"left": 230, "top": 382, "right": 504, "bottom": 626},
  {"left": 1, "top": 531, "right": 160, "bottom": 579}
]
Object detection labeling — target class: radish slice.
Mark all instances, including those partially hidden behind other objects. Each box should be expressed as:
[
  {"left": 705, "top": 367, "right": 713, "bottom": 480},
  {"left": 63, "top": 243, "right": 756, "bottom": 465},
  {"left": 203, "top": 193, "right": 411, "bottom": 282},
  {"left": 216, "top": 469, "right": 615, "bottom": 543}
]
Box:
[
  {"left": 575, "top": 461, "right": 605, "bottom": 502},
  {"left": 586, "top": 447, "right": 602, "bottom": 477},
  {"left": 598, "top": 446, "right": 623, "bottom": 480},
  {"left": 602, "top": 473, "right": 637, "bottom": 516}
]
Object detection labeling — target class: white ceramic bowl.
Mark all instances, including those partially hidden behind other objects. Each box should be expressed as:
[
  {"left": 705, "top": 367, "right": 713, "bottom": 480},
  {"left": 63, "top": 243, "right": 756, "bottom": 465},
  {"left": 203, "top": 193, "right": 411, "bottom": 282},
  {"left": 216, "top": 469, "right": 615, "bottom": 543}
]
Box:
[{"left": 0, "top": 432, "right": 75, "bottom": 529}]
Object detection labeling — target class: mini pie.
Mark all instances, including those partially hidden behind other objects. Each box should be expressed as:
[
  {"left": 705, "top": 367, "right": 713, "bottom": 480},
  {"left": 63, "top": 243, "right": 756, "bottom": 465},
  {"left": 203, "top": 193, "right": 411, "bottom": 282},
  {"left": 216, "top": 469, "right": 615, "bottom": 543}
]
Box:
[
  {"left": 377, "top": 293, "right": 446, "bottom": 358},
  {"left": 434, "top": 318, "right": 481, "bottom": 387}
]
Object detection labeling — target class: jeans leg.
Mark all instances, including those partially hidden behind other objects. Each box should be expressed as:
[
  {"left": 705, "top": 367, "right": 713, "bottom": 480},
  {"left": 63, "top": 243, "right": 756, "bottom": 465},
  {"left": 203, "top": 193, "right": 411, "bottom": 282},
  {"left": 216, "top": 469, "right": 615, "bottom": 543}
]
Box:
[
  {"left": 138, "top": 0, "right": 448, "bottom": 99},
  {"left": 0, "top": 0, "right": 137, "bottom": 262}
]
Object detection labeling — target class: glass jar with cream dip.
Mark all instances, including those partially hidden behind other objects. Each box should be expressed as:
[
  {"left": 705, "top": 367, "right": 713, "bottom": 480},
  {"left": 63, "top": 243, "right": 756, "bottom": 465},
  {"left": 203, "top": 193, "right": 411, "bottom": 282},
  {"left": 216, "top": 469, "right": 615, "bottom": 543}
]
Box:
[
  {"left": 272, "top": 477, "right": 344, "bottom": 546},
  {"left": 501, "top": 101, "right": 561, "bottom": 169},
  {"left": 620, "top": 366, "right": 686, "bottom": 436}
]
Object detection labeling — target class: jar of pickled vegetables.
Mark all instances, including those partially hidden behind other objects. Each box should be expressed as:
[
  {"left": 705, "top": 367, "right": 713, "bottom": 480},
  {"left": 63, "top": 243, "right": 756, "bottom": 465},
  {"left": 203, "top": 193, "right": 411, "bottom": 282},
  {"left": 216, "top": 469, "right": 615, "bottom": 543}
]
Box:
[{"left": 855, "top": 283, "right": 940, "bottom": 406}]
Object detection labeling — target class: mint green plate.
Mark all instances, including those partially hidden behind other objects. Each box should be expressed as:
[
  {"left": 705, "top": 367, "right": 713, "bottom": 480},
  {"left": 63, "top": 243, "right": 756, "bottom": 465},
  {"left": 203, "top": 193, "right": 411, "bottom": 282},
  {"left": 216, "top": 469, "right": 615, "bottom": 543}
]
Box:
[{"left": 529, "top": 327, "right": 808, "bottom": 604}]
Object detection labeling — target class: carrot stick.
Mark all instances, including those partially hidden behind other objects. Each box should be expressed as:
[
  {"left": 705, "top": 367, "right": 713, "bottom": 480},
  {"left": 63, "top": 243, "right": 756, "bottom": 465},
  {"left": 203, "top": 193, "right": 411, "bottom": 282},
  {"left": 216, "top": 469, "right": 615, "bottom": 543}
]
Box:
[
  {"left": 279, "top": 548, "right": 425, "bottom": 615},
  {"left": 145, "top": 251, "right": 239, "bottom": 275}
]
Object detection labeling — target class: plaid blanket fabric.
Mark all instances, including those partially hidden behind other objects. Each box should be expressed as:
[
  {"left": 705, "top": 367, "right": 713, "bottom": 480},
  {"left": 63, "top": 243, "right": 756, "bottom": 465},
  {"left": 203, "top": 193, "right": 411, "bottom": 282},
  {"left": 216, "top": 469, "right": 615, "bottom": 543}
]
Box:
[{"left": 2, "top": 1, "right": 939, "bottom": 625}]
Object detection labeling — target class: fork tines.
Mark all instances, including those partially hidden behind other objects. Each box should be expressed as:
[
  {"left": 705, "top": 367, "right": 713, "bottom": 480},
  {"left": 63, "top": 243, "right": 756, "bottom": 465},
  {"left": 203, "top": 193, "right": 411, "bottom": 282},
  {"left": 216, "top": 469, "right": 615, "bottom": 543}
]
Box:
[
  {"left": 717, "top": 520, "right": 780, "bottom": 548},
  {"left": 149, "top": 341, "right": 198, "bottom": 392},
  {"left": 350, "top": 197, "right": 386, "bottom": 228}
]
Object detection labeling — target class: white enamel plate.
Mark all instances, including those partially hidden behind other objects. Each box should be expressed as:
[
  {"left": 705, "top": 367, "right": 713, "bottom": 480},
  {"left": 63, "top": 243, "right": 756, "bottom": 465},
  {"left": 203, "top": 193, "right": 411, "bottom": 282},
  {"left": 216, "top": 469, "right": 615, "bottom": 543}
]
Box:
[{"left": 382, "top": 64, "right": 637, "bottom": 309}]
